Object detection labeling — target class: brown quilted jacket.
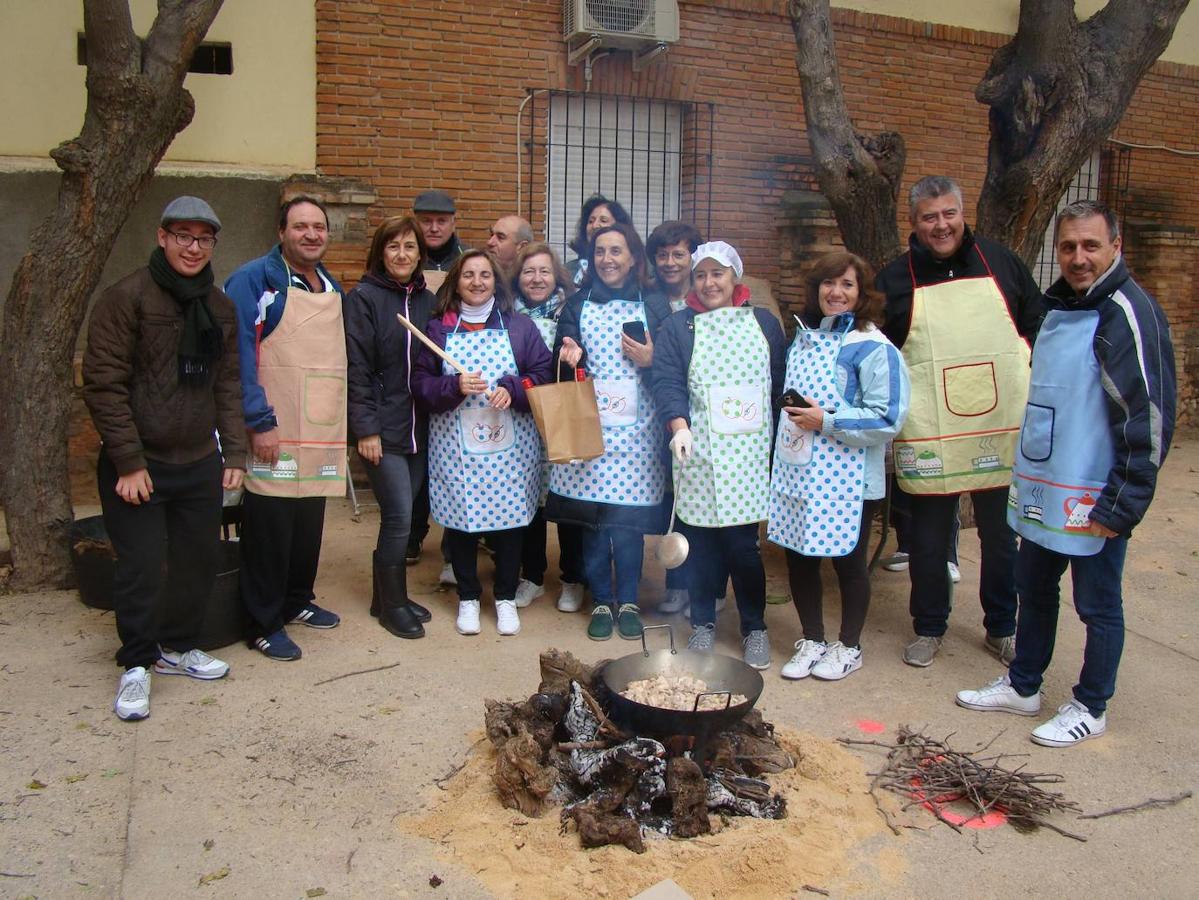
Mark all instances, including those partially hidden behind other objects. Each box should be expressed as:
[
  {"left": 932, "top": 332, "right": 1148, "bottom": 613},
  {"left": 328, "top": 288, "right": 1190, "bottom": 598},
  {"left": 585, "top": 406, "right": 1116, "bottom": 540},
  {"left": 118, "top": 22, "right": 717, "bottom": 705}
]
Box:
[{"left": 83, "top": 267, "right": 246, "bottom": 475}]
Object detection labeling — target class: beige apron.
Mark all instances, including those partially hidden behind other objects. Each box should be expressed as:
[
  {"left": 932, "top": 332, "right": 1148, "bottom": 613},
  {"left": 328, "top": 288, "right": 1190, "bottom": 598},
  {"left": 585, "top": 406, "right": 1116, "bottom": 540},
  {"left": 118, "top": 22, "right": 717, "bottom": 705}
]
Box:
[
  {"left": 244, "top": 283, "right": 348, "bottom": 498},
  {"left": 893, "top": 247, "right": 1030, "bottom": 495}
]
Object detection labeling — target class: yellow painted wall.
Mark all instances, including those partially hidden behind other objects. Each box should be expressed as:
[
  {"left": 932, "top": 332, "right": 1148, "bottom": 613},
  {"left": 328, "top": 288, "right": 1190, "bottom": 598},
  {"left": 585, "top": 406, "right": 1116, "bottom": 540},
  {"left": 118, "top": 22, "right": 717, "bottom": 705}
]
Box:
[
  {"left": 834, "top": 1, "right": 1198, "bottom": 66},
  {"left": 0, "top": 0, "right": 315, "bottom": 169}
]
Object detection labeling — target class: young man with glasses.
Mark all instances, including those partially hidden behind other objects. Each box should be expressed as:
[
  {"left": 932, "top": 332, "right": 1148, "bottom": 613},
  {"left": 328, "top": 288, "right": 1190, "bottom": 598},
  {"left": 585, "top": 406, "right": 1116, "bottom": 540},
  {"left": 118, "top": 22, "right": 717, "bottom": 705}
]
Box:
[{"left": 83, "top": 196, "right": 246, "bottom": 721}]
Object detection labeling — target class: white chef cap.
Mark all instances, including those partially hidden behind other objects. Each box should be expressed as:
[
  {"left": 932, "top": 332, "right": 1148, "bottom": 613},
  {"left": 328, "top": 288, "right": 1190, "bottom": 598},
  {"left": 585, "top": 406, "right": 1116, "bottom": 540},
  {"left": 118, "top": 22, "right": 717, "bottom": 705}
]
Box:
[{"left": 691, "top": 241, "right": 743, "bottom": 279}]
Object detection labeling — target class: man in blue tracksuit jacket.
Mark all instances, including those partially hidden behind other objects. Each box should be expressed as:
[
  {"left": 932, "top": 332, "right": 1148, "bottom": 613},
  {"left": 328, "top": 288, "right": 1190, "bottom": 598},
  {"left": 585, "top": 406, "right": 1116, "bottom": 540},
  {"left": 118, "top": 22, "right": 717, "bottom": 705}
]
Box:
[{"left": 956, "top": 200, "right": 1176, "bottom": 747}]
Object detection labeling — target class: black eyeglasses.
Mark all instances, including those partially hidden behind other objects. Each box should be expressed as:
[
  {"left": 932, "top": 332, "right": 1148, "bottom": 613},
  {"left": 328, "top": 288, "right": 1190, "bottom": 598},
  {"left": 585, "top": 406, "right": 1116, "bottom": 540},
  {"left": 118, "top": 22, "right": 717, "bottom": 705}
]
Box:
[{"left": 165, "top": 229, "right": 218, "bottom": 250}]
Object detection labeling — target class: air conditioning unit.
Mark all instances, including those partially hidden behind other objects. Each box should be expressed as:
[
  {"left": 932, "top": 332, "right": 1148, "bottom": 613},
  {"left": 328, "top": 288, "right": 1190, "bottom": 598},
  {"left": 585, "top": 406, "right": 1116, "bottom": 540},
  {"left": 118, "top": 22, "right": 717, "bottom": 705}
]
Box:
[{"left": 563, "top": 0, "right": 680, "bottom": 49}]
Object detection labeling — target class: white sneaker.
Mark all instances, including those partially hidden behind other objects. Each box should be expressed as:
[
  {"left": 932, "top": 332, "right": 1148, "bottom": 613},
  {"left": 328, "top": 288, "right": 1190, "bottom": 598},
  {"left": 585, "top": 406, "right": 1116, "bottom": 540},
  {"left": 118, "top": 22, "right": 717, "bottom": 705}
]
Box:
[
  {"left": 456, "top": 599, "right": 481, "bottom": 635},
  {"left": 658, "top": 589, "right": 689, "bottom": 614},
  {"left": 948, "top": 562, "right": 961, "bottom": 583},
  {"left": 780, "top": 640, "right": 827, "bottom": 680},
  {"left": 495, "top": 599, "right": 521, "bottom": 636},
  {"left": 882, "top": 552, "right": 909, "bottom": 572},
  {"left": 154, "top": 648, "right": 229, "bottom": 680},
  {"left": 955, "top": 674, "right": 1041, "bottom": 715},
  {"left": 556, "top": 581, "right": 584, "bottom": 612},
  {"left": 1031, "top": 699, "right": 1106, "bottom": 747},
  {"left": 439, "top": 563, "right": 457, "bottom": 586},
  {"left": 811, "top": 641, "right": 862, "bottom": 681},
  {"left": 513, "top": 579, "right": 545, "bottom": 609},
  {"left": 114, "top": 667, "right": 151, "bottom": 721}
]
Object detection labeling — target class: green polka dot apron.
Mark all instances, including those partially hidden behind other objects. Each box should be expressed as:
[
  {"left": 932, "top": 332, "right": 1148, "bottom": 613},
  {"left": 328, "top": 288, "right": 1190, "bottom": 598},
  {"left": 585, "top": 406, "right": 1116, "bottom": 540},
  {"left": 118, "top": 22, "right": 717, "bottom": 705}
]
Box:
[
  {"left": 768, "top": 326, "right": 866, "bottom": 557},
  {"left": 428, "top": 315, "right": 541, "bottom": 533},
  {"left": 676, "top": 307, "right": 771, "bottom": 528},
  {"left": 548, "top": 295, "right": 665, "bottom": 507}
]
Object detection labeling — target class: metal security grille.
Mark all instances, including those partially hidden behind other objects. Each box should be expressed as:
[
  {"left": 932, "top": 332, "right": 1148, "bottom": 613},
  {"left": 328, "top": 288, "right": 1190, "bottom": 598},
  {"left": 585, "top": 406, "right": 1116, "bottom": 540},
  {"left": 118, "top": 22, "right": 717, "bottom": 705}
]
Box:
[
  {"left": 1032, "top": 144, "right": 1131, "bottom": 289},
  {"left": 523, "top": 89, "right": 713, "bottom": 267}
]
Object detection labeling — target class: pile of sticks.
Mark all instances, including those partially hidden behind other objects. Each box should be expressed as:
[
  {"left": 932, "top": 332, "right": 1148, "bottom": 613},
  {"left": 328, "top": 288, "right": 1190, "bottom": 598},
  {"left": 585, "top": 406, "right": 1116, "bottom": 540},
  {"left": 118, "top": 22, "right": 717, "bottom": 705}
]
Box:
[{"left": 840, "top": 725, "right": 1084, "bottom": 841}]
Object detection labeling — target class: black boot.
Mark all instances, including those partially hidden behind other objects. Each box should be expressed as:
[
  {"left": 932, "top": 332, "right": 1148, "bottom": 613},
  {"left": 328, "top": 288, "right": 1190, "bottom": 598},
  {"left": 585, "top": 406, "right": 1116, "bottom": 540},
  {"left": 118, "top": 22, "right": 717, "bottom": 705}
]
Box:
[
  {"left": 378, "top": 563, "right": 424, "bottom": 639},
  {"left": 370, "top": 551, "right": 382, "bottom": 618}
]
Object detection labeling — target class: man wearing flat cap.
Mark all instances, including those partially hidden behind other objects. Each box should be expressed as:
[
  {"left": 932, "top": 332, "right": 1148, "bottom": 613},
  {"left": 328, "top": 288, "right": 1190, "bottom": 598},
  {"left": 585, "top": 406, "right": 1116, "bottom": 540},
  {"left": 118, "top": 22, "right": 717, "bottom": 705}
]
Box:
[{"left": 83, "top": 196, "right": 246, "bottom": 721}]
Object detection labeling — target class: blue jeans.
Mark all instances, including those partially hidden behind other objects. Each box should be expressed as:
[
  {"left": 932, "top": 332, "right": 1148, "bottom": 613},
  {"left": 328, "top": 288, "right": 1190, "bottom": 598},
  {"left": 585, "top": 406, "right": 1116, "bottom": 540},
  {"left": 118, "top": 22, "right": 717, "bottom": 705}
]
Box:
[
  {"left": 363, "top": 451, "right": 426, "bottom": 567},
  {"left": 582, "top": 526, "right": 644, "bottom": 606},
  {"left": 1008, "top": 535, "right": 1129, "bottom": 717},
  {"left": 680, "top": 522, "right": 767, "bottom": 636}
]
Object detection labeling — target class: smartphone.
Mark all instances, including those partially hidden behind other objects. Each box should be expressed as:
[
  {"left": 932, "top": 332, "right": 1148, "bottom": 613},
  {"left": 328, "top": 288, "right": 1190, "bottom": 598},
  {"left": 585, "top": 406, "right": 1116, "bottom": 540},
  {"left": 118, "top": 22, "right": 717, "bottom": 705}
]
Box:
[
  {"left": 778, "top": 388, "right": 811, "bottom": 410},
  {"left": 622, "top": 320, "right": 647, "bottom": 344}
]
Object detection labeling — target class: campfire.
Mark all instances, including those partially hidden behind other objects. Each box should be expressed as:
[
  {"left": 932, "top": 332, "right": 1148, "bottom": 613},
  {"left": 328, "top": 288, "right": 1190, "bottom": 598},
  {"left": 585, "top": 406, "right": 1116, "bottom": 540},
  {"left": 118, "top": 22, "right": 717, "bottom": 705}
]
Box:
[{"left": 484, "top": 647, "right": 796, "bottom": 853}]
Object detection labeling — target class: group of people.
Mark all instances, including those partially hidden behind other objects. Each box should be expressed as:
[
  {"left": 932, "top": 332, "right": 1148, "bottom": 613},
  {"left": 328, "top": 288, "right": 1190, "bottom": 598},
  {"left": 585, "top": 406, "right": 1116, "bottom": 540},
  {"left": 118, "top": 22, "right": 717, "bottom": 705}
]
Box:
[{"left": 82, "top": 176, "right": 1176, "bottom": 751}]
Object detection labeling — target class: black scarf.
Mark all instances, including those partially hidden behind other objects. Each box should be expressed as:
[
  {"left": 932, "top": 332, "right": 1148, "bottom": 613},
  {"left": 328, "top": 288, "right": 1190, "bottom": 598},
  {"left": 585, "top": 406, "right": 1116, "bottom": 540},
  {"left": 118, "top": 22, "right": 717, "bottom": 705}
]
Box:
[{"left": 148, "top": 247, "right": 223, "bottom": 385}]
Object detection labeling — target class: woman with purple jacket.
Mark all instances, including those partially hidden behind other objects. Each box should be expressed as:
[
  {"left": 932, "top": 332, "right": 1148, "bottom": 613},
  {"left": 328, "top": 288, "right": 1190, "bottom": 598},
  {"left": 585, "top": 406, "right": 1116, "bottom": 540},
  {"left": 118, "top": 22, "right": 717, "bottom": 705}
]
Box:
[{"left": 412, "top": 249, "right": 553, "bottom": 637}]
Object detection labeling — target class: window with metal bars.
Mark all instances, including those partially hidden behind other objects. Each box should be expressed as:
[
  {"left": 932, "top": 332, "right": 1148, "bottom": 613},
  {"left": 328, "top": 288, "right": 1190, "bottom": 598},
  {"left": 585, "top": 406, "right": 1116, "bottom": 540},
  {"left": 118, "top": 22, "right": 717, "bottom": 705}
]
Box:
[{"left": 522, "top": 90, "right": 713, "bottom": 266}]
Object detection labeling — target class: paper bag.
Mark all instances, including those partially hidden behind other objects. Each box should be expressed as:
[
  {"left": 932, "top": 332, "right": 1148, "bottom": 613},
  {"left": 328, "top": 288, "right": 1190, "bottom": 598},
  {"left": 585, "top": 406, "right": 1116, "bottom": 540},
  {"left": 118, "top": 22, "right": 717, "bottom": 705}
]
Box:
[{"left": 526, "top": 374, "right": 605, "bottom": 463}]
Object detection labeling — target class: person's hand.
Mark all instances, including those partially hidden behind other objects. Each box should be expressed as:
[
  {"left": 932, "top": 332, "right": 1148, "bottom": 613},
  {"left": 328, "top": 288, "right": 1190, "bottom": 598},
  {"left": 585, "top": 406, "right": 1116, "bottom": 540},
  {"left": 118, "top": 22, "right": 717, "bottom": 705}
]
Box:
[
  {"left": 489, "top": 386, "right": 512, "bottom": 410},
  {"left": 622, "top": 329, "right": 654, "bottom": 367},
  {"left": 1089, "top": 520, "right": 1118, "bottom": 539},
  {"left": 786, "top": 397, "right": 826, "bottom": 431},
  {"left": 669, "top": 427, "right": 693, "bottom": 462},
  {"left": 251, "top": 428, "right": 281, "bottom": 466},
  {"left": 222, "top": 468, "right": 244, "bottom": 491},
  {"left": 459, "top": 370, "right": 488, "bottom": 396},
  {"left": 357, "top": 434, "right": 383, "bottom": 466},
  {"left": 115, "top": 468, "right": 153, "bottom": 505},
  {"left": 559, "top": 336, "right": 583, "bottom": 368}
]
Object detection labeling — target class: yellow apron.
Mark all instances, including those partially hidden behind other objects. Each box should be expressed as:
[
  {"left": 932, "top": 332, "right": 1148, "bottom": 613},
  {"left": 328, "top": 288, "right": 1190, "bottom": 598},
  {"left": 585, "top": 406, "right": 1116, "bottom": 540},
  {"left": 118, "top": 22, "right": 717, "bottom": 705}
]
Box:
[
  {"left": 244, "top": 284, "right": 348, "bottom": 498},
  {"left": 893, "top": 247, "right": 1030, "bottom": 495}
]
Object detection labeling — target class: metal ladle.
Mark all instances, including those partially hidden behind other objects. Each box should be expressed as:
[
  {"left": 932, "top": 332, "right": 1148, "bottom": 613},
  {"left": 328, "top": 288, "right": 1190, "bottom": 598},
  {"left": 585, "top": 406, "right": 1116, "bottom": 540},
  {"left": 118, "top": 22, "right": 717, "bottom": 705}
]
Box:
[{"left": 656, "top": 466, "right": 689, "bottom": 569}]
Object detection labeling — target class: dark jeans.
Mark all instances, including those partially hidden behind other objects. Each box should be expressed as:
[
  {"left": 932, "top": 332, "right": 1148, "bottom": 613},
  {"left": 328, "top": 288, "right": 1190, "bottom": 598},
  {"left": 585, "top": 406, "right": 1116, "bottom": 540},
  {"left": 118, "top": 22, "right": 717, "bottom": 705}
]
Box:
[
  {"left": 681, "top": 522, "right": 766, "bottom": 636},
  {"left": 582, "top": 526, "right": 644, "bottom": 606},
  {"left": 240, "top": 492, "right": 326, "bottom": 638},
  {"left": 521, "top": 507, "right": 586, "bottom": 585},
  {"left": 98, "top": 451, "right": 223, "bottom": 670},
  {"left": 445, "top": 527, "right": 522, "bottom": 601},
  {"left": 1008, "top": 536, "right": 1128, "bottom": 717},
  {"left": 890, "top": 476, "right": 958, "bottom": 564},
  {"left": 363, "top": 451, "right": 425, "bottom": 568},
  {"left": 786, "top": 499, "right": 880, "bottom": 648},
  {"left": 907, "top": 487, "right": 1016, "bottom": 638}
]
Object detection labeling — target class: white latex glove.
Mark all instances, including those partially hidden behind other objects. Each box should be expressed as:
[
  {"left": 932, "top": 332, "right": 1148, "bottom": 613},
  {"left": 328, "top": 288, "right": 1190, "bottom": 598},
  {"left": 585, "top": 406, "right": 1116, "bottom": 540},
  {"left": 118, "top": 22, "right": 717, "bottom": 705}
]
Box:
[{"left": 669, "top": 427, "right": 693, "bottom": 463}]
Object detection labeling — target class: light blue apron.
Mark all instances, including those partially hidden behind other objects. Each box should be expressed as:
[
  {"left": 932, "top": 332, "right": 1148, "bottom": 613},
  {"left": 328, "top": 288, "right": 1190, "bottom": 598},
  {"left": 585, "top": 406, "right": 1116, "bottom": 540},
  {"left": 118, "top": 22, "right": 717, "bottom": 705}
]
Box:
[
  {"left": 768, "top": 320, "right": 866, "bottom": 557},
  {"left": 1007, "top": 308, "right": 1113, "bottom": 555},
  {"left": 548, "top": 294, "right": 665, "bottom": 507},
  {"left": 428, "top": 313, "right": 541, "bottom": 533}
]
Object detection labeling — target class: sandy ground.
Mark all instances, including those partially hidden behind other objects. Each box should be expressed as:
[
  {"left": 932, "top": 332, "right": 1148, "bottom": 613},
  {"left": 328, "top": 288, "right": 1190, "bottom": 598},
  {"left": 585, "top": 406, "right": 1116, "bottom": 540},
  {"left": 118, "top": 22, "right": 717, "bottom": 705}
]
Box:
[{"left": 1, "top": 434, "right": 1197, "bottom": 899}]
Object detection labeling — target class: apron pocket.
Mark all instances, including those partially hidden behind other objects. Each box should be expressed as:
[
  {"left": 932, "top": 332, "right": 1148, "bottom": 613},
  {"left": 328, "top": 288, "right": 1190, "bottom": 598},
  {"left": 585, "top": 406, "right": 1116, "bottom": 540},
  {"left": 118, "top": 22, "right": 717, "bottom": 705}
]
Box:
[
  {"left": 708, "top": 383, "right": 766, "bottom": 435},
  {"left": 594, "top": 378, "right": 639, "bottom": 429},
  {"left": 942, "top": 362, "right": 998, "bottom": 417},
  {"left": 776, "top": 418, "right": 814, "bottom": 467},
  {"left": 459, "top": 406, "right": 515, "bottom": 454},
  {"left": 1020, "top": 403, "right": 1055, "bottom": 462},
  {"left": 303, "top": 373, "right": 346, "bottom": 426}
]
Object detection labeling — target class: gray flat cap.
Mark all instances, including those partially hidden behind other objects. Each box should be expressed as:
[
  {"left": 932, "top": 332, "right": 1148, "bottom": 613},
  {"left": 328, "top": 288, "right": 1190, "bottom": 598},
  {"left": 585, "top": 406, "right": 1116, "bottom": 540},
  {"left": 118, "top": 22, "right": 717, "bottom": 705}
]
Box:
[
  {"left": 413, "top": 190, "right": 456, "bottom": 214},
  {"left": 161, "top": 196, "right": 222, "bottom": 232}
]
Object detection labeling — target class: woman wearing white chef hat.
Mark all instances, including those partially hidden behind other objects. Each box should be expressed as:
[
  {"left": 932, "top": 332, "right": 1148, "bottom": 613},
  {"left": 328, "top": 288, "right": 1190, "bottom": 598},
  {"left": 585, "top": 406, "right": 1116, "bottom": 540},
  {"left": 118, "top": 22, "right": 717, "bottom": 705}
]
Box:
[{"left": 652, "top": 241, "right": 787, "bottom": 670}]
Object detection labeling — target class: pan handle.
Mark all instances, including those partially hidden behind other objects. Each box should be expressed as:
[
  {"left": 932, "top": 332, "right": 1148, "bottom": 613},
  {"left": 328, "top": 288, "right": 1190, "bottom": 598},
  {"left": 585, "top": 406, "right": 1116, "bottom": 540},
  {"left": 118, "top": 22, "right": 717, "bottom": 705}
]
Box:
[
  {"left": 693, "top": 690, "right": 732, "bottom": 712},
  {"left": 640, "top": 623, "right": 676, "bottom": 657}
]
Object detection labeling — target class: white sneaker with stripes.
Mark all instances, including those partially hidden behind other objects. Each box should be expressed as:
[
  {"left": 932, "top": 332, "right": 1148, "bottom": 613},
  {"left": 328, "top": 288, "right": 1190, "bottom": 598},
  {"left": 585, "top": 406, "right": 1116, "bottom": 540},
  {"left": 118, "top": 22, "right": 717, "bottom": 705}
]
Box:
[
  {"left": 811, "top": 642, "right": 862, "bottom": 681},
  {"left": 1031, "top": 699, "right": 1106, "bottom": 747}
]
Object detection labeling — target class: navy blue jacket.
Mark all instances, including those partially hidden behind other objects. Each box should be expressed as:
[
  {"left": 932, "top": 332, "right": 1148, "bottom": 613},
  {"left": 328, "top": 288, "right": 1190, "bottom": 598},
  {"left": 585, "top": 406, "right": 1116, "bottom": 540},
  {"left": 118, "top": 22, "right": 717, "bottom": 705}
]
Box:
[
  {"left": 343, "top": 272, "right": 437, "bottom": 454},
  {"left": 1043, "top": 257, "right": 1176, "bottom": 535},
  {"left": 223, "top": 245, "right": 343, "bottom": 432}
]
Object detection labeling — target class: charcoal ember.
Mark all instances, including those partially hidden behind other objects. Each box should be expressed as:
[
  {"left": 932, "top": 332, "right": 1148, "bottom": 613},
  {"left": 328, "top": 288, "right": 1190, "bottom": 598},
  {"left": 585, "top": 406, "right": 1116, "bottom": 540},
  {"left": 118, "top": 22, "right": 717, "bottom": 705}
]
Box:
[
  {"left": 706, "top": 772, "right": 788, "bottom": 820},
  {"left": 563, "top": 682, "right": 601, "bottom": 743},
  {"left": 667, "top": 757, "right": 711, "bottom": 837},
  {"left": 562, "top": 791, "right": 646, "bottom": 853},
  {"left": 730, "top": 708, "right": 772, "bottom": 739},
  {"left": 572, "top": 736, "right": 665, "bottom": 788},
  {"left": 529, "top": 691, "right": 568, "bottom": 723},
  {"left": 493, "top": 725, "right": 559, "bottom": 817},
  {"left": 538, "top": 649, "right": 596, "bottom": 696},
  {"left": 727, "top": 732, "right": 797, "bottom": 776},
  {"left": 484, "top": 698, "right": 556, "bottom": 753}
]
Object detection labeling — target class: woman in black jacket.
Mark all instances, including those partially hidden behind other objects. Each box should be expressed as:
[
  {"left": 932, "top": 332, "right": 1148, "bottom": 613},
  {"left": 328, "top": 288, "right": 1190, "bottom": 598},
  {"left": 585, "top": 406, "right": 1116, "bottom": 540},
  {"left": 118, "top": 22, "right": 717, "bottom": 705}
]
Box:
[{"left": 343, "top": 215, "right": 437, "bottom": 639}]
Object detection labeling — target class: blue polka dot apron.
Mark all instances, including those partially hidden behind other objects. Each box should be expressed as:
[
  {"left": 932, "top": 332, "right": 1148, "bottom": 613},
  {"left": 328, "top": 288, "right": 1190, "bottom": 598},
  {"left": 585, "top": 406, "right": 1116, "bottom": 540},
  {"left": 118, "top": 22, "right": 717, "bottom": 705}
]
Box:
[
  {"left": 676, "top": 307, "right": 771, "bottom": 528},
  {"left": 767, "top": 326, "right": 866, "bottom": 557},
  {"left": 428, "top": 316, "right": 541, "bottom": 533},
  {"left": 548, "top": 295, "right": 665, "bottom": 507}
]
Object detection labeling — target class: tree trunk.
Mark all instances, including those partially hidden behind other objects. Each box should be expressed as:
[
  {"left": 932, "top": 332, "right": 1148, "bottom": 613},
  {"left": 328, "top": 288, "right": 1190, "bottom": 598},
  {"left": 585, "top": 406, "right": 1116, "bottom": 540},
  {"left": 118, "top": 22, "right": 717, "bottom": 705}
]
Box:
[
  {"left": 789, "top": 0, "right": 905, "bottom": 272},
  {"left": 0, "top": 0, "right": 224, "bottom": 592},
  {"left": 976, "top": 0, "right": 1190, "bottom": 266}
]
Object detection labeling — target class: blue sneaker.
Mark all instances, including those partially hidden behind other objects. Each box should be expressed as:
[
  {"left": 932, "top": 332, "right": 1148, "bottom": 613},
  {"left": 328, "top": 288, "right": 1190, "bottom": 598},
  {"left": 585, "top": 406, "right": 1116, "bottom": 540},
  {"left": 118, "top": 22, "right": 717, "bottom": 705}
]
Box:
[
  {"left": 253, "top": 628, "right": 302, "bottom": 661},
  {"left": 290, "top": 603, "right": 340, "bottom": 629}
]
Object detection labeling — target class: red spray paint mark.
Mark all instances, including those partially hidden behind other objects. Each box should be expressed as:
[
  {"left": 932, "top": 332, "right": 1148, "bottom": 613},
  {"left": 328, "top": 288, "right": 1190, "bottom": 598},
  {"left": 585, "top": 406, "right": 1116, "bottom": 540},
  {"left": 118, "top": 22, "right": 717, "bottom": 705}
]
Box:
[
  {"left": 855, "top": 719, "right": 886, "bottom": 734},
  {"left": 909, "top": 770, "right": 1009, "bottom": 829}
]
